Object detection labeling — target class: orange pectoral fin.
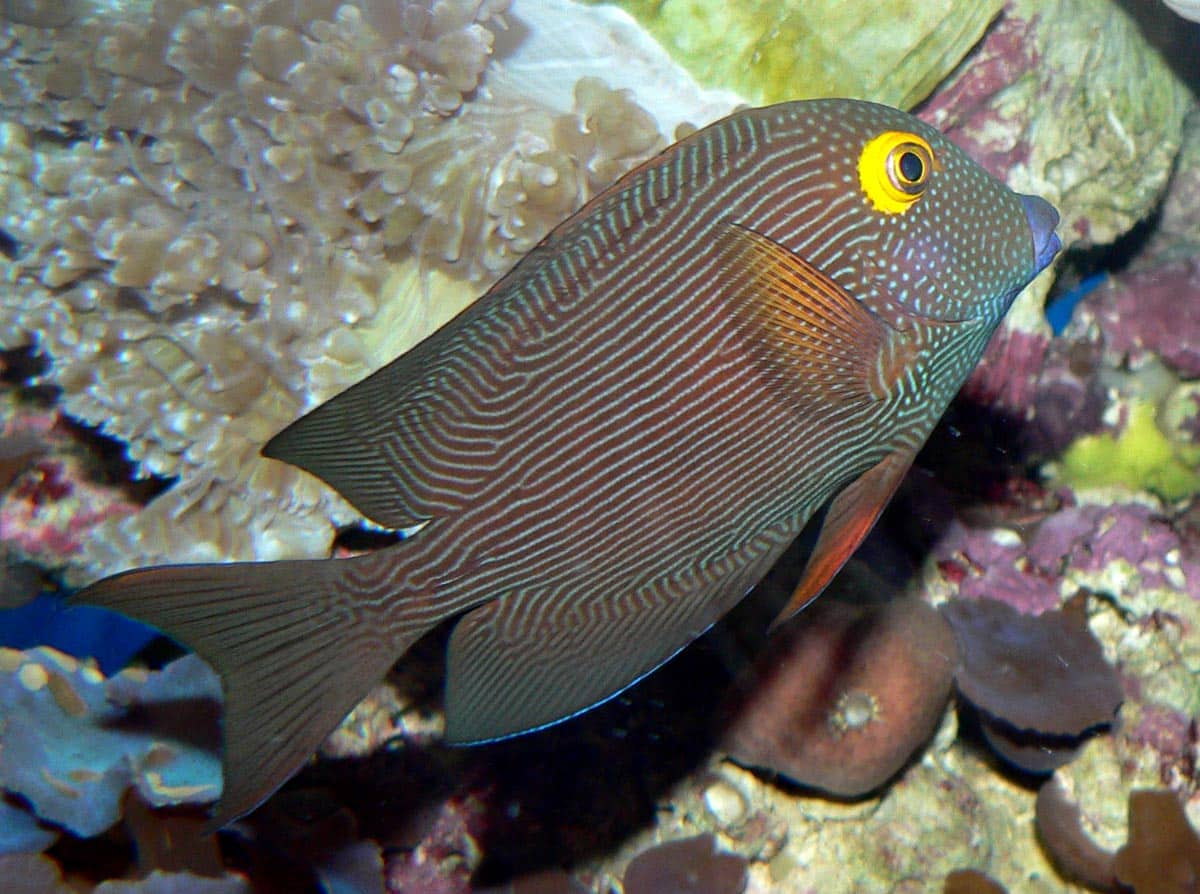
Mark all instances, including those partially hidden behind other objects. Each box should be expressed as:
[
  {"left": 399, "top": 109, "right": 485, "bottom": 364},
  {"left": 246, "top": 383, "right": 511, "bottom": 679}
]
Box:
[
  {"left": 718, "top": 222, "right": 894, "bottom": 406},
  {"left": 770, "top": 450, "right": 916, "bottom": 630}
]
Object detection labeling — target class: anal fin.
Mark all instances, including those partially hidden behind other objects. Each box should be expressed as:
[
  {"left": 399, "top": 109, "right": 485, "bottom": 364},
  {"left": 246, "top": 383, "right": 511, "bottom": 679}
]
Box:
[
  {"left": 770, "top": 450, "right": 915, "bottom": 629},
  {"left": 442, "top": 534, "right": 791, "bottom": 744}
]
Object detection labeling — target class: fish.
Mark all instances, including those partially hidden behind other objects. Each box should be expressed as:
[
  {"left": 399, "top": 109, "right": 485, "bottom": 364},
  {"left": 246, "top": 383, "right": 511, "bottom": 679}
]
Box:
[{"left": 74, "top": 98, "right": 1061, "bottom": 826}]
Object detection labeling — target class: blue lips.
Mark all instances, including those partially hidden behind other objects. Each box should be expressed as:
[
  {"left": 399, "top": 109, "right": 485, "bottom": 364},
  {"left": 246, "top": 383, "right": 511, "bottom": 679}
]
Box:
[{"left": 1020, "top": 193, "right": 1063, "bottom": 274}]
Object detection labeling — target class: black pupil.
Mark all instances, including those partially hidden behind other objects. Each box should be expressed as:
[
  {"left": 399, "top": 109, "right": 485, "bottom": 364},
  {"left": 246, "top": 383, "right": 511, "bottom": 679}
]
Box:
[{"left": 898, "top": 150, "right": 924, "bottom": 183}]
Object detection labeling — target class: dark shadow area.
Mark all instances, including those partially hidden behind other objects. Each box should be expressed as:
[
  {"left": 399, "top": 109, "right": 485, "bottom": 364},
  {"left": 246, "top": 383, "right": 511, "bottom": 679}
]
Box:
[
  {"left": 59, "top": 414, "right": 176, "bottom": 504},
  {"left": 99, "top": 695, "right": 222, "bottom": 756},
  {"left": 464, "top": 639, "right": 735, "bottom": 885},
  {"left": 1044, "top": 203, "right": 1162, "bottom": 307},
  {"left": 0, "top": 227, "right": 18, "bottom": 261},
  {"left": 952, "top": 702, "right": 1052, "bottom": 793},
  {"left": 1114, "top": 0, "right": 1200, "bottom": 96},
  {"left": 332, "top": 522, "right": 406, "bottom": 553}
]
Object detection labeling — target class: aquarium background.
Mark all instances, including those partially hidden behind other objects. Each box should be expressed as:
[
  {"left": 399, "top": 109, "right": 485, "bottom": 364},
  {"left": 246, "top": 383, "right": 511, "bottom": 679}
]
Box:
[{"left": 1, "top": 0, "right": 1199, "bottom": 891}]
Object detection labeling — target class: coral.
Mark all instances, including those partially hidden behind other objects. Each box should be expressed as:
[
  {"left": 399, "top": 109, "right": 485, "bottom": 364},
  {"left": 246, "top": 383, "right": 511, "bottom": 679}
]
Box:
[
  {"left": 960, "top": 322, "right": 1107, "bottom": 461},
  {"left": 0, "top": 796, "right": 56, "bottom": 855},
  {"left": 485, "top": 835, "right": 746, "bottom": 894},
  {"left": 0, "top": 852, "right": 73, "bottom": 894},
  {"left": 1139, "top": 105, "right": 1200, "bottom": 267},
  {"left": 0, "top": 647, "right": 220, "bottom": 837},
  {"left": 0, "top": 430, "right": 41, "bottom": 490},
  {"left": 0, "top": 0, "right": 739, "bottom": 581},
  {"left": 1088, "top": 262, "right": 1200, "bottom": 381},
  {"left": 920, "top": 0, "right": 1190, "bottom": 252},
  {"left": 930, "top": 500, "right": 1200, "bottom": 616},
  {"left": 940, "top": 596, "right": 1122, "bottom": 743},
  {"left": 939, "top": 592, "right": 1123, "bottom": 773},
  {"left": 1044, "top": 242, "right": 1200, "bottom": 503},
  {"left": 931, "top": 520, "right": 1062, "bottom": 615},
  {"left": 1035, "top": 780, "right": 1200, "bottom": 894},
  {"left": 919, "top": 0, "right": 1193, "bottom": 421},
  {"left": 592, "top": 0, "right": 1003, "bottom": 109},
  {"left": 721, "top": 597, "right": 958, "bottom": 798},
  {"left": 1114, "top": 790, "right": 1200, "bottom": 894},
  {"left": 1035, "top": 776, "right": 1118, "bottom": 891},
  {"left": 622, "top": 834, "right": 747, "bottom": 894},
  {"left": 0, "top": 358, "right": 139, "bottom": 579},
  {"left": 943, "top": 869, "right": 1008, "bottom": 894}
]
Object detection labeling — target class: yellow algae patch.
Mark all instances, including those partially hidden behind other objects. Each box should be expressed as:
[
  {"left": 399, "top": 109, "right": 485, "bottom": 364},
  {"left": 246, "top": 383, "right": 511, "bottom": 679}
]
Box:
[
  {"left": 40, "top": 768, "right": 81, "bottom": 799},
  {"left": 18, "top": 663, "right": 49, "bottom": 692},
  {"left": 1059, "top": 399, "right": 1200, "bottom": 501},
  {"left": 46, "top": 671, "right": 88, "bottom": 718},
  {"left": 142, "top": 770, "right": 217, "bottom": 801},
  {"left": 602, "top": 0, "right": 1002, "bottom": 108},
  {"left": 0, "top": 648, "right": 23, "bottom": 672}
]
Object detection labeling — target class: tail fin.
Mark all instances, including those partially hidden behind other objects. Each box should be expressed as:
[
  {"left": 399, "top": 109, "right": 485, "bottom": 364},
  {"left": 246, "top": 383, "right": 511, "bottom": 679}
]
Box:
[{"left": 72, "top": 550, "right": 434, "bottom": 828}]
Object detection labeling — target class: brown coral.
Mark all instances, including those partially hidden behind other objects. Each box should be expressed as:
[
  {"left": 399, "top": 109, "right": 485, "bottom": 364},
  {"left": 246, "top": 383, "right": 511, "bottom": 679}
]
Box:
[
  {"left": 940, "top": 596, "right": 1122, "bottom": 773},
  {"left": 721, "top": 597, "right": 958, "bottom": 798},
  {"left": 1034, "top": 776, "right": 1119, "bottom": 891},
  {"left": 1114, "top": 790, "right": 1200, "bottom": 894},
  {"left": 1035, "top": 778, "right": 1200, "bottom": 894},
  {"left": 622, "top": 834, "right": 748, "bottom": 894},
  {"left": 943, "top": 869, "right": 1008, "bottom": 894}
]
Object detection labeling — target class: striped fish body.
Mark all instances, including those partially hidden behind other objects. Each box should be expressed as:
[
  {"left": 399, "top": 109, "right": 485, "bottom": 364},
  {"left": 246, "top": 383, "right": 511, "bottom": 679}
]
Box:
[{"left": 75, "top": 99, "right": 1061, "bottom": 826}]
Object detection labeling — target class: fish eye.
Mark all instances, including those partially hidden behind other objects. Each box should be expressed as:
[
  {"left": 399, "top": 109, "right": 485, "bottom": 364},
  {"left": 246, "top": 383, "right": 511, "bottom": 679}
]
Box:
[
  {"left": 858, "top": 131, "right": 937, "bottom": 215},
  {"left": 892, "top": 146, "right": 928, "bottom": 188}
]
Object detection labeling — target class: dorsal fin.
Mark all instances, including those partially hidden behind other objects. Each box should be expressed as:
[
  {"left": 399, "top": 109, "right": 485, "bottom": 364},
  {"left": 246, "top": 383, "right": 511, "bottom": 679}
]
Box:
[{"left": 262, "top": 303, "right": 512, "bottom": 529}]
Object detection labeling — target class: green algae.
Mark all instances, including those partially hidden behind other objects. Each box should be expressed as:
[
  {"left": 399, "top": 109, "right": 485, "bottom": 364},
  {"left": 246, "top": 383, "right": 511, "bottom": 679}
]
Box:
[
  {"left": 595, "top": 0, "right": 1003, "bottom": 107},
  {"left": 1059, "top": 400, "right": 1200, "bottom": 502}
]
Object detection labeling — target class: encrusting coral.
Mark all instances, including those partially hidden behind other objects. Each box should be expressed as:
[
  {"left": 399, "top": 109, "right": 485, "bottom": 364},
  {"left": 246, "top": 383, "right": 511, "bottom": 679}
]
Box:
[
  {"left": 720, "top": 596, "right": 959, "bottom": 798},
  {"left": 0, "top": 0, "right": 735, "bottom": 579},
  {"left": 1034, "top": 778, "right": 1200, "bottom": 894},
  {"left": 940, "top": 595, "right": 1123, "bottom": 773}
]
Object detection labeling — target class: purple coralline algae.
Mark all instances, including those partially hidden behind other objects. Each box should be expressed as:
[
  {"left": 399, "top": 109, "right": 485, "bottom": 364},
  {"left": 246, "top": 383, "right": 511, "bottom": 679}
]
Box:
[
  {"left": 1086, "top": 261, "right": 1200, "bottom": 380},
  {"left": 0, "top": 362, "right": 139, "bottom": 575},
  {"left": 931, "top": 500, "right": 1200, "bottom": 612},
  {"left": 1027, "top": 503, "right": 1200, "bottom": 598}
]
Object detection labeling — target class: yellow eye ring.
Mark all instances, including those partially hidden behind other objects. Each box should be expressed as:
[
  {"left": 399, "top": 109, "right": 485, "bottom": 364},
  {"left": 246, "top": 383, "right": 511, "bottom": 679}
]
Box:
[{"left": 858, "top": 131, "right": 936, "bottom": 215}]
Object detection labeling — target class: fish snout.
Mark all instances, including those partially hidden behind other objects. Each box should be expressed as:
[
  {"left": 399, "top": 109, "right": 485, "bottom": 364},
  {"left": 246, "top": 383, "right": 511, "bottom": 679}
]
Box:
[{"left": 1019, "top": 194, "right": 1062, "bottom": 274}]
